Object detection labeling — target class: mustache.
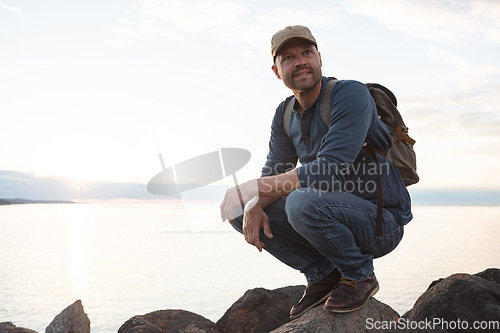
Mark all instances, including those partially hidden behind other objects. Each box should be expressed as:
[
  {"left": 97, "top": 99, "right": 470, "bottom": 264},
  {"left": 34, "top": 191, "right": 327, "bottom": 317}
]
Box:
[{"left": 292, "top": 65, "right": 314, "bottom": 76}]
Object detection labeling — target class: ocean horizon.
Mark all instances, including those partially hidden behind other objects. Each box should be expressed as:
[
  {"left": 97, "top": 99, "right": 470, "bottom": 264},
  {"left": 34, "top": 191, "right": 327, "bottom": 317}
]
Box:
[{"left": 0, "top": 203, "right": 498, "bottom": 332}]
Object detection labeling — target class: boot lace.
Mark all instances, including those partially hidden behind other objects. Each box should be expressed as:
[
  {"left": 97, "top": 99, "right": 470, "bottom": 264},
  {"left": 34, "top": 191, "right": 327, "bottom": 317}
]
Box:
[
  {"left": 339, "top": 277, "right": 360, "bottom": 295},
  {"left": 339, "top": 277, "right": 357, "bottom": 287}
]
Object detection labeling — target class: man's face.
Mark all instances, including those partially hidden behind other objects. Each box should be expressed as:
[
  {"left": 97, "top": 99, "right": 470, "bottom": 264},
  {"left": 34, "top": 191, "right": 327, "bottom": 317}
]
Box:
[{"left": 272, "top": 39, "right": 322, "bottom": 93}]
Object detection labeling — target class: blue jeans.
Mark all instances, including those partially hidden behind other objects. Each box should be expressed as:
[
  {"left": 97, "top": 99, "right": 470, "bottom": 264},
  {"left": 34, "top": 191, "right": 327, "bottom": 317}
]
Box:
[{"left": 231, "top": 188, "right": 404, "bottom": 284}]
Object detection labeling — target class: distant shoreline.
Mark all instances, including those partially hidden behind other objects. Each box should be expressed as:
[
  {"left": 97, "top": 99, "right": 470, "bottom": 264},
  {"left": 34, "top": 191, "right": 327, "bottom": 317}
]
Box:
[
  {"left": 0, "top": 198, "right": 499, "bottom": 207},
  {"left": 0, "top": 198, "right": 74, "bottom": 205}
]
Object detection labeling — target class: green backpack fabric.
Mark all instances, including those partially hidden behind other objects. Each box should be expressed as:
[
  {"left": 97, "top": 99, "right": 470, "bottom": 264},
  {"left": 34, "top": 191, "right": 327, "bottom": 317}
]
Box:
[{"left": 282, "top": 78, "right": 419, "bottom": 186}]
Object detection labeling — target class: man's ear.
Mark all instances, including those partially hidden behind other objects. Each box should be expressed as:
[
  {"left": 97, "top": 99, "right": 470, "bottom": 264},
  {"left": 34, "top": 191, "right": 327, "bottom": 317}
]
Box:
[
  {"left": 318, "top": 51, "right": 322, "bottom": 67},
  {"left": 271, "top": 64, "right": 281, "bottom": 79}
]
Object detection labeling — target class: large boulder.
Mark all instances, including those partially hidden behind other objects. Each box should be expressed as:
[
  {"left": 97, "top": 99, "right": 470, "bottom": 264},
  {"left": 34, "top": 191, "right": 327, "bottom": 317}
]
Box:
[
  {"left": 0, "top": 322, "right": 37, "bottom": 333},
  {"left": 118, "top": 309, "right": 220, "bottom": 333},
  {"left": 116, "top": 268, "right": 499, "bottom": 332},
  {"left": 405, "top": 268, "right": 500, "bottom": 333},
  {"left": 215, "top": 285, "right": 304, "bottom": 333},
  {"left": 45, "top": 300, "right": 90, "bottom": 333},
  {"left": 270, "top": 297, "right": 401, "bottom": 333}
]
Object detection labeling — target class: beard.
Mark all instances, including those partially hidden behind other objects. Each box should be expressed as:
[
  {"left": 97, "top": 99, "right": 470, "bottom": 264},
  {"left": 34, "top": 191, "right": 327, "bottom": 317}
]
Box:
[{"left": 283, "top": 65, "right": 322, "bottom": 92}]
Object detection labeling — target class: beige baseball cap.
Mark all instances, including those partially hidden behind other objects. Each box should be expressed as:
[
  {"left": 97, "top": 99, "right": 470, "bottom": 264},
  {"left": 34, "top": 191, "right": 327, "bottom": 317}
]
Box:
[{"left": 271, "top": 25, "right": 317, "bottom": 58}]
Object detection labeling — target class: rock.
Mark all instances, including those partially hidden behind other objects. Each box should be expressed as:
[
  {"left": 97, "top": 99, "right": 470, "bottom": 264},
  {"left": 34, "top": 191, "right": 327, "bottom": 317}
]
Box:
[
  {"left": 45, "top": 300, "right": 90, "bottom": 333},
  {"left": 215, "top": 285, "right": 304, "bottom": 333},
  {"left": 118, "top": 309, "right": 220, "bottom": 333},
  {"left": 0, "top": 322, "right": 37, "bottom": 333},
  {"left": 475, "top": 267, "right": 500, "bottom": 283},
  {"left": 270, "top": 297, "right": 400, "bottom": 333},
  {"left": 405, "top": 269, "right": 500, "bottom": 333}
]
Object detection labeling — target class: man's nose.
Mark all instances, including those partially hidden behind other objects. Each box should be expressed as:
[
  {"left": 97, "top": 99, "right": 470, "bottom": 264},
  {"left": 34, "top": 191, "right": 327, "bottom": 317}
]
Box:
[{"left": 294, "top": 55, "right": 307, "bottom": 67}]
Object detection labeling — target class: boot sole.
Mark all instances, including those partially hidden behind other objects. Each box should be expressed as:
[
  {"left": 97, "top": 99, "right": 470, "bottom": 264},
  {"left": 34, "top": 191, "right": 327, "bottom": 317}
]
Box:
[{"left": 323, "top": 281, "right": 379, "bottom": 314}]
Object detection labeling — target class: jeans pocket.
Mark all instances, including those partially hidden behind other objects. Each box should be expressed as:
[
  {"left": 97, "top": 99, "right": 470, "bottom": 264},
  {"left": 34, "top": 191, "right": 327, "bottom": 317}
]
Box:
[{"left": 366, "top": 225, "right": 404, "bottom": 259}]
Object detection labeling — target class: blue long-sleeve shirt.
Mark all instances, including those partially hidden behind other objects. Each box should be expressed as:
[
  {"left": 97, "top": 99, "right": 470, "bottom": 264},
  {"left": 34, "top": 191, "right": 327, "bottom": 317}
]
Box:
[{"left": 261, "top": 77, "right": 412, "bottom": 225}]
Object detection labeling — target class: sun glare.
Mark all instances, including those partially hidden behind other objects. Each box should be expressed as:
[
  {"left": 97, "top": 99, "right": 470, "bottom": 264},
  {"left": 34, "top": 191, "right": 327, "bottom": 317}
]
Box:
[{"left": 69, "top": 207, "right": 89, "bottom": 300}]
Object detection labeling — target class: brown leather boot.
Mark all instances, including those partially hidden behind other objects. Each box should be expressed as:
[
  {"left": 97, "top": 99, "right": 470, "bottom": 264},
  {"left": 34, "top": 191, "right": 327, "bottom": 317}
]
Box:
[
  {"left": 324, "top": 273, "right": 379, "bottom": 313},
  {"left": 290, "top": 267, "right": 341, "bottom": 320}
]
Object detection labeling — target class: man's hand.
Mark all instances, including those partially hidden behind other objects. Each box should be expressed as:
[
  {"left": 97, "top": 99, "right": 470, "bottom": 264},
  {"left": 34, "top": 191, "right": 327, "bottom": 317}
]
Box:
[
  {"left": 220, "top": 179, "right": 258, "bottom": 222},
  {"left": 220, "top": 171, "right": 301, "bottom": 222},
  {"left": 242, "top": 197, "right": 273, "bottom": 252}
]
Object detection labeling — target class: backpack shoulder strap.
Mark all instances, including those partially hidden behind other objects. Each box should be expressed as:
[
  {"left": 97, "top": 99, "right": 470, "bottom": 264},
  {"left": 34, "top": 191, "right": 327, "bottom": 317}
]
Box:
[
  {"left": 319, "top": 79, "right": 338, "bottom": 127},
  {"left": 283, "top": 78, "right": 338, "bottom": 136},
  {"left": 283, "top": 96, "right": 294, "bottom": 137}
]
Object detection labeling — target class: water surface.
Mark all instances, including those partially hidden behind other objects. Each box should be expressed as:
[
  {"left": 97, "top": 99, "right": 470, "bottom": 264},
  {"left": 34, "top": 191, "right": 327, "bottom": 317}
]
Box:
[{"left": 0, "top": 204, "right": 498, "bottom": 332}]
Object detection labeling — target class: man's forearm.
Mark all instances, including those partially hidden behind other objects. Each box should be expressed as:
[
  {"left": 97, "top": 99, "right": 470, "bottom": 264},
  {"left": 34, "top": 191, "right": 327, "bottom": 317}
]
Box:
[
  {"left": 257, "top": 169, "right": 301, "bottom": 197},
  {"left": 256, "top": 195, "right": 280, "bottom": 210}
]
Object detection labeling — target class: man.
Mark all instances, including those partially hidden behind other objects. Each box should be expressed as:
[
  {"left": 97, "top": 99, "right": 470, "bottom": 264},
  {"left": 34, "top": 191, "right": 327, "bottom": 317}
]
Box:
[{"left": 220, "top": 25, "right": 412, "bottom": 319}]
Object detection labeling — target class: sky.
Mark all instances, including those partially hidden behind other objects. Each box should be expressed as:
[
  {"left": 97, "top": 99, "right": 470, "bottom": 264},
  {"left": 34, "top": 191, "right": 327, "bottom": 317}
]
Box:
[{"left": 1, "top": 0, "right": 500, "bottom": 194}]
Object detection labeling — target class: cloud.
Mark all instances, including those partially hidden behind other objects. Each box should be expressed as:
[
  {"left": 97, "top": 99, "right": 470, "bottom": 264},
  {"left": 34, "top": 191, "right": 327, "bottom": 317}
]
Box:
[
  {"left": 346, "top": 0, "right": 500, "bottom": 45},
  {"left": 135, "top": 0, "right": 248, "bottom": 35},
  {"left": 402, "top": 48, "right": 500, "bottom": 134},
  {"left": 106, "top": 0, "right": 500, "bottom": 50},
  {"left": 428, "top": 46, "right": 500, "bottom": 93},
  {"left": 105, "top": 21, "right": 143, "bottom": 46},
  {"left": 399, "top": 46, "right": 500, "bottom": 140},
  {"left": 400, "top": 93, "right": 500, "bottom": 189},
  {"left": 403, "top": 96, "right": 500, "bottom": 138},
  {"left": 0, "top": 1, "right": 20, "bottom": 12},
  {"left": 106, "top": 0, "right": 340, "bottom": 51},
  {"left": 104, "top": 18, "right": 182, "bottom": 46}
]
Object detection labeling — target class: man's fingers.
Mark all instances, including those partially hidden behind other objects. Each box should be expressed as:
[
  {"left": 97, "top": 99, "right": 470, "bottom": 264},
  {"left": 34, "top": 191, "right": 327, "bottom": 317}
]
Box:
[
  {"left": 220, "top": 193, "right": 233, "bottom": 222},
  {"left": 255, "top": 243, "right": 263, "bottom": 252},
  {"left": 220, "top": 188, "right": 241, "bottom": 222},
  {"left": 251, "top": 230, "right": 265, "bottom": 252},
  {"left": 241, "top": 199, "right": 270, "bottom": 253},
  {"left": 251, "top": 234, "right": 263, "bottom": 252},
  {"left": 262, "top": 215, "right": 273, "bottom": 239},
  {"left": 220, "top": 202, "right": 226, "bottom": 221},
  {"left": 250, "top": 236, "right": 263, "bottom": 252},
  {"left": 243, "top": 226, "right": 263, "bottom": 252},
  {"left": 221, "top": 181, "right": 259, "bottom": 222}
]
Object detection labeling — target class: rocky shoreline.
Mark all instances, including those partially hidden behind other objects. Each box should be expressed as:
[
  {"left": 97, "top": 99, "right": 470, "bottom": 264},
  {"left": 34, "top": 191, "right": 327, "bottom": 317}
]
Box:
[{"left": 2, "top": 268, "right": 498, "bottom": 333}]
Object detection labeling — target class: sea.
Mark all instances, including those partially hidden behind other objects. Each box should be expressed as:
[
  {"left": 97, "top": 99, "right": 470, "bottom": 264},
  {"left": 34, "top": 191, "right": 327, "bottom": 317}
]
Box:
[{"left": 0, "top": 203, "right": 499, "bottom": 332}]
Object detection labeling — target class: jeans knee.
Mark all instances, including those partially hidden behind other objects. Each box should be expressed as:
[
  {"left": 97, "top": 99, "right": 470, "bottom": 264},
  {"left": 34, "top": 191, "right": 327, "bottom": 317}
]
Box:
[{"left": 285, "top": 188, "right": 315, "bottom": 232}]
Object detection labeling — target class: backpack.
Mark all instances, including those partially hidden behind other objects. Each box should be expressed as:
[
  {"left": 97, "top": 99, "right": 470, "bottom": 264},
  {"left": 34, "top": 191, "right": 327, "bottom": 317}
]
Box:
[
  {"left": 282, "top": 78, "right": 419, "bottom": 186},
  {"left": 282, "top": 78, "right": 418, "bottom": 236}
]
